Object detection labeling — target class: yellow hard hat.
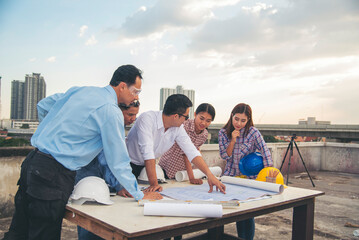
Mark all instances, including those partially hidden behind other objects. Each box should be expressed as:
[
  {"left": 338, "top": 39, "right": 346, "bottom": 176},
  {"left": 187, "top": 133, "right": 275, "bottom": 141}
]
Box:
[
  {"left": 235, "top": 175, "right": 248, "bottom": 179},
  {"left": 256, "top": 167, "right": 286, "bottom": 187}
]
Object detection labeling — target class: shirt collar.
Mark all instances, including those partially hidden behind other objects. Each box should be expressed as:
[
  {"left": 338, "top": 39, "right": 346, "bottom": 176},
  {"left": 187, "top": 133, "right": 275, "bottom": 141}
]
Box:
[
  {"left": 105, "top": 85, "right": 118, "bottom": 104},
  {"left": 156, "top": 111, "right": 165, "bottom": 130}
]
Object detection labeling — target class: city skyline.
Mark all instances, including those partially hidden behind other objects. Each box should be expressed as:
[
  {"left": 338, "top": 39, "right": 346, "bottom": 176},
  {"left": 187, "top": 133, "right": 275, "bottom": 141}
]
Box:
[{"left": 1, "top": 0, "right": 358, "bottom": 124}]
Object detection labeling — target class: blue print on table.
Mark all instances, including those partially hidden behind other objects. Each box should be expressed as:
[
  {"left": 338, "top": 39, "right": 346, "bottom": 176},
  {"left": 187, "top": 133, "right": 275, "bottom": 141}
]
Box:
[{"left": 161, "top": 183, "right": 277, "bottom": 201}]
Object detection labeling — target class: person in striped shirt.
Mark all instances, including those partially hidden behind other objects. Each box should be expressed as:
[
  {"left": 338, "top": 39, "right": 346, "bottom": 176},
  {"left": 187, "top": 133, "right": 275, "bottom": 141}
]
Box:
[{"left": 218, "top": 103, "right": 273, "bottom": 240}]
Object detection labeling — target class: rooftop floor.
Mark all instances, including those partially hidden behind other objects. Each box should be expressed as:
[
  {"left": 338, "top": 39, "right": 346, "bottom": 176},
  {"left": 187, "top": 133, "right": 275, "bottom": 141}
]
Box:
[{"left": 0, "top": 171, "right": 358, "bottom": 239}]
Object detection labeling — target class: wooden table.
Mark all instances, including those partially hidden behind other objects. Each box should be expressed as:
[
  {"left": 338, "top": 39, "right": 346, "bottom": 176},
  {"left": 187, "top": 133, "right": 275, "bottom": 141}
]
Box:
[{"left": 64, "top": 180, "right": 324, "bottom": 240}]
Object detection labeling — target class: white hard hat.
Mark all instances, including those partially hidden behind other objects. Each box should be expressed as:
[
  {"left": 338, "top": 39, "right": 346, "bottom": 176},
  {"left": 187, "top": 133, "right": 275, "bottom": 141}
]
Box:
[
  {"left": 70, "top": 176, "right": 114, "bottom": 205},
  {"left": 138, "top": 164, "right": 166, "bottom": 183}
]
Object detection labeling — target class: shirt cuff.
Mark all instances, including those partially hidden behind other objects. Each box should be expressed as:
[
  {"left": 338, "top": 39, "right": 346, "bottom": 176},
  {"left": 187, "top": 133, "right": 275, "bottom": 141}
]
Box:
[
  {"left": 142, "top": 152, "right": 155, "bottom": 161},
  {"left": 221, "top": 151, "right": 230, "bottom": 159},
  {"left": 187, "top": 150, "right": 201, "bottom": 162},
  {"left": 133, "top": 191, "right": 144, "bottom": 200}
]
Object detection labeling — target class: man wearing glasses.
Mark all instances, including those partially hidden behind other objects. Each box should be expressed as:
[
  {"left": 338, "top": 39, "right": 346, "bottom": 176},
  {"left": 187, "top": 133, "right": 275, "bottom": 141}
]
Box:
[
  {"left": 119, "top": 100, "right": 140, "bottom": 126},
  {"left": 3, "top": 65, "right": 161, "bottom": 240},
  {"left": 126, "top": 94, "right": 226, "bottom": 193}
]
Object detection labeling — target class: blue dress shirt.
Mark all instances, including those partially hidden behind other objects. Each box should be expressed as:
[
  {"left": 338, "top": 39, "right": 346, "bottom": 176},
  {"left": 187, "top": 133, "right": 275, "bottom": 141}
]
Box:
[{"left": 32, "top": 85, "right": 143, "bottom": 200}]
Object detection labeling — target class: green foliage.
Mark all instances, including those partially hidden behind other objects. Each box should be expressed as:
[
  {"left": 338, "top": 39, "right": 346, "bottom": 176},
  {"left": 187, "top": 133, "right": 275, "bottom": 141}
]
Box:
[
  {"left": 0, "top": 137, "right": 30, "bottom": 147},
  {"left": 263, "top": 135, "right": 279, "bottom": 143}
]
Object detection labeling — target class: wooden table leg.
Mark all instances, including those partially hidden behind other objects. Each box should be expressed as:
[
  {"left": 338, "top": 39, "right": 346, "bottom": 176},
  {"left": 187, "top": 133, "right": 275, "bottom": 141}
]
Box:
[
  {"left": 292, "top": 199, "right": 315, "bottom": 240},
  {"left": 208, "top": 226, "right": 241, "bottom": 240},
  {"left": 208, "top": 226, "right": 224, "bottom": 240}
]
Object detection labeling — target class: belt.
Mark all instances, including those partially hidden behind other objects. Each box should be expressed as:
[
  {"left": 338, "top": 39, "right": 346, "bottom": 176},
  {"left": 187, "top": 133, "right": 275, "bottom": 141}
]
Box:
[
  {"left": 34, "top": 148, "right": 56, "bottom": 160},
  {"left": 33, "top": 148, "right": 74, "bottom": 173}
]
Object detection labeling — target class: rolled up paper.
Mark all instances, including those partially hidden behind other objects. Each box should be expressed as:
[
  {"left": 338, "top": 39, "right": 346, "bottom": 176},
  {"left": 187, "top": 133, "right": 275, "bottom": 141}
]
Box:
[
  {"left": 143, "top": 202, "right": 223, "bottom": 218},
  {"left": 221, "top": 176, "right": 284, "bottom": 193},
  {"left": 175, "top": 166, "right": 222, "bottom": 182}
]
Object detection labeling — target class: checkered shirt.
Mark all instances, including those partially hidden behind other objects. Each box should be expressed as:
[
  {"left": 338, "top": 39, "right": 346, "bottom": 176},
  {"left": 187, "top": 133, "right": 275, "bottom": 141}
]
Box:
[
  {"left": 159, "top": 119, "right": 208, "bottom": 179},
  {"left": 218, "top": 127, "right": 273, "bottom": 179}
]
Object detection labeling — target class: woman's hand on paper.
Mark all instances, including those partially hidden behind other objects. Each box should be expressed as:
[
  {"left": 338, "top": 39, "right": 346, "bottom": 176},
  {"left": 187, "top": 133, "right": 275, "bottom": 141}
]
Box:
[
  {"left": 189, "top": 178, "right": 203, "bottom": 185},
  {"left": 207, "top": 174, "right": 226, "bottom": 194},
  {"left": 143, "top": 192, "right": 163, "bottom": 200}
]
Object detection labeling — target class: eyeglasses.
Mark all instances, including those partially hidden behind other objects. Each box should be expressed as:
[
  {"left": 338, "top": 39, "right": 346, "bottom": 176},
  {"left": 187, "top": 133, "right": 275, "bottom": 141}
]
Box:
[
  {"left": 127, "top": 85, "right": 142, "bottom": 96},
  {"left": 178, "top": 113, "right": 189, "bottom": 120},
  {"left": 130, "top": 100, "right": 140, "bottom": 107},
  {"left": 119, "top": 100, "right": 140, "bottom": 110}
]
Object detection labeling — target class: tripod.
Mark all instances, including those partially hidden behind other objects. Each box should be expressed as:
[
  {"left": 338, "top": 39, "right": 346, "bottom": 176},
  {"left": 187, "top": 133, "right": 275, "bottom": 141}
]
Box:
[{"left": 279, "top": 134, "right": 315, "bottom": 187}]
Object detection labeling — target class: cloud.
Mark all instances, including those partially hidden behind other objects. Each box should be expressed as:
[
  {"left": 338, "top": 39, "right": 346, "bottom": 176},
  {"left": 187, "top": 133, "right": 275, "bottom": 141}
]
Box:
[
  {"left": 117, "top": 0, "right": 207, "bottom": 40},
  {"left": 85, "top": 35, "right": 97, "bottom": 46},
  {"left": 187, "top": 0, "right": 359, "bottom": 67},
  {"left": 113, "top": 0, "right": 241, "bottom": 42},
  {"left": 79, "top": 25, "right": 88, "bottom": 37},
  {"left": 29, "top": 58, "right": 36, "bottom": 62},
  {"left": 138, "top": 6, "right": 147, "bottom": 12},
  {"left": 307, "top": 75, "right": 359, "bottom": 123},
  {"left": 46, "top": 56, "right": 56, "bottom": 62}
]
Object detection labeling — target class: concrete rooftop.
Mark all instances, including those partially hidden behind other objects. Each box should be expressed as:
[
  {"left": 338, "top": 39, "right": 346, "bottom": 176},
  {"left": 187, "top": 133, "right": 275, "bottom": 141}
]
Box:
[{"left": 0, "top": 171, "right": 358, "bottom": 240}]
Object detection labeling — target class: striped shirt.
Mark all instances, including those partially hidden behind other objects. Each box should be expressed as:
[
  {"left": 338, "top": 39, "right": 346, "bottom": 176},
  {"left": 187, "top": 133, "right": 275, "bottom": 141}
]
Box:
[
  {"left": 218, "top": 126, "right": 273, "bottom": 179},
  {"left": 159, "top": 119, "right": 208, "bottom": 179}
]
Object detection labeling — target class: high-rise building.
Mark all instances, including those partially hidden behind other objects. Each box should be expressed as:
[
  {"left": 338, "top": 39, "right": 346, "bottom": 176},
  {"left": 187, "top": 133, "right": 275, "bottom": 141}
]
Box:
[
  {"left": 11, "top": 80, "right": 25, "bottom": 119},
  {"left": 10, "top": 73, "right": 46, "bottom": 120},
  {"left": 0, "top": 76, "right": 2, "bottom": 119},
  {"left": 159, "top": 85, "right": 195, "bottom": 119}
]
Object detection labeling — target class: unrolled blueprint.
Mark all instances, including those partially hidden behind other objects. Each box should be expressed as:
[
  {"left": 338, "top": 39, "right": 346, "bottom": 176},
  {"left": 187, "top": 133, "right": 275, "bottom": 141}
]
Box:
[{"left": 161, "top": 177, "right": 284, "bottom": 201}]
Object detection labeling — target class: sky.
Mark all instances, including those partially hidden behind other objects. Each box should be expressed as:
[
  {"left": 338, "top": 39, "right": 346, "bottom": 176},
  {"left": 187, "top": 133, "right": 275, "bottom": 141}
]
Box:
[{"left": 0, "top": 0, "right": 358, "bottom": 124}]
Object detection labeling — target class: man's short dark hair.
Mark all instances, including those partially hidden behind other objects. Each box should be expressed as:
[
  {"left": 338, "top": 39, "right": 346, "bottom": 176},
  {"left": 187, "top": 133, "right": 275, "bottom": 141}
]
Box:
[
  {"left": 163, "top": 94, "right": 192, "bottom": 116},
  {"left": 110, "top": 65, "right": 143, "bottom": 87}
]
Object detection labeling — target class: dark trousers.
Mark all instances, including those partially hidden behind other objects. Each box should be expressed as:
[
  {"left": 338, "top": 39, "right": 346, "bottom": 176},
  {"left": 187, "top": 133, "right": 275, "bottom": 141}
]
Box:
[
  {"left": 3, "top": 149, "right": 76, "bottom": 240},
  {"left": 236, "top": 218, "right": 255, "bottom": 240},
  {"left": 130, "top": 162, "right": 145, "bottom": 178}
]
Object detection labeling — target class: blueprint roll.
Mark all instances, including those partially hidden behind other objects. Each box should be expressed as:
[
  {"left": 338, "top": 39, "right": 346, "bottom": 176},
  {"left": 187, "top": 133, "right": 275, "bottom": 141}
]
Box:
[
  {"left": 143, "top": 202, "right": 223, "bottom": 218},
  {"left": 221, "top": 176, "right": 284, "bottom": 193},
  {"left": 175, "top": 166, "right": 222, "bottom": 182}
]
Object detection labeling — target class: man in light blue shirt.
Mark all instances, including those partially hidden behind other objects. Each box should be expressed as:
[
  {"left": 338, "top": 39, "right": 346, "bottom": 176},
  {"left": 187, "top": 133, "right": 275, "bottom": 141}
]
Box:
[
  {"left": 76, "top": 101, "right": 141, "bottom": 197},
  {"left": 3, "top": 65, "right": 161, "bottom": 240},
  {"left": 75, "top": 101, "right": 141, "bottom": 240}
]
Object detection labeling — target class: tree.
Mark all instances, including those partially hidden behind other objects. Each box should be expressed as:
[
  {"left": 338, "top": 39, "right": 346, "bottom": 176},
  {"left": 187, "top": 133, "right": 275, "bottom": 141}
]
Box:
[
  {"left": 0, "top": 137, "right": 30, "bottom": 147},
  {"left": 263, "top": 135, "right": 279, "bottom": 143}
]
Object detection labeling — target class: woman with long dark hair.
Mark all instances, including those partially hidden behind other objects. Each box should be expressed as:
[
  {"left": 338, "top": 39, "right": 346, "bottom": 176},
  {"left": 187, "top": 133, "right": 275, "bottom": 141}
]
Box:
[{"left": 219, "top": 103, "right": 273, "bottom": 240}]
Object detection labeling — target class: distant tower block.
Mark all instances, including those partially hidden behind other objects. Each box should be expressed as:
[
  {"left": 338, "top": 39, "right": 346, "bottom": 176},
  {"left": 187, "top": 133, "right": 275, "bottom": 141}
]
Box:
[
  {"left": 11, "top": 73, "right": 46, "bottom": 120},
  {"left": 160, "top": 85, "right": 195, "bottom": 119}
]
